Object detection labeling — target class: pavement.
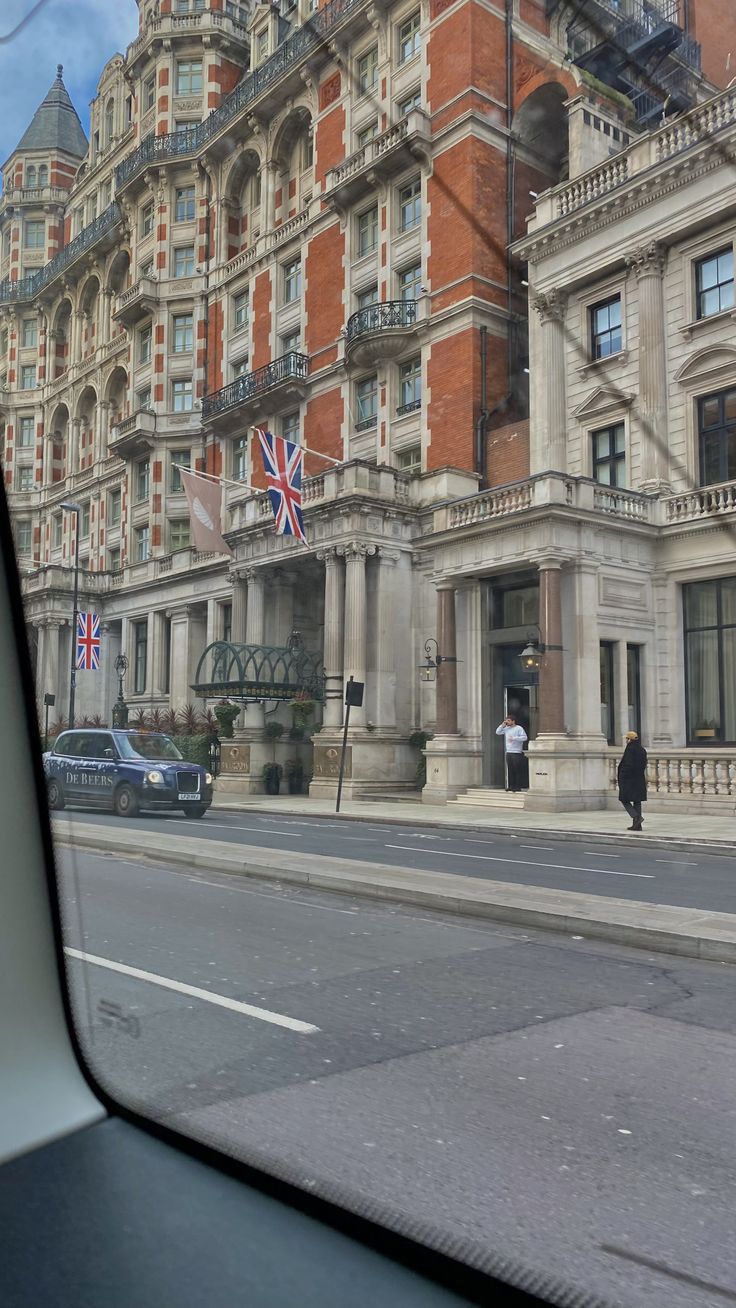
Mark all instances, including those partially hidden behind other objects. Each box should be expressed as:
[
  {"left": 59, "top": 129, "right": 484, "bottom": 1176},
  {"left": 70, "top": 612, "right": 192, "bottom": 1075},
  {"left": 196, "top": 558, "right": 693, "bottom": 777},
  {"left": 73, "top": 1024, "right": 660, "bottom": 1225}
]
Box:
[
  {"left": 55, "top": 809, "right": 736, "bottom": 963},
  {"left": 57, "top": 846, "right": 736, "bottom": 1308},
  {"left": 210, "top": 790, "right": 736, "bottom": 850}
]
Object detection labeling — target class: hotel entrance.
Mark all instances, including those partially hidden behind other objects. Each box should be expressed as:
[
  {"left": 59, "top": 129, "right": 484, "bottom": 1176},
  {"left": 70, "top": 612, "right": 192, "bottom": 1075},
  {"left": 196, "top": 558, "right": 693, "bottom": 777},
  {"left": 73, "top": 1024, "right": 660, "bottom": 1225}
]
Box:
[{"left": 483, "top": 575, "right": 539, "bottom": 788}]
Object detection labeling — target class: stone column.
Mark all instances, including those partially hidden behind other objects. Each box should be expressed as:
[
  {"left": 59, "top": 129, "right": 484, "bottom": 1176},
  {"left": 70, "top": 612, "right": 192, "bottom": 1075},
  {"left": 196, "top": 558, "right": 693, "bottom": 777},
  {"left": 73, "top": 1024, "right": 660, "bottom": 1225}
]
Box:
[
  {"left": 262, "top": 159, "right": 280, "bottom": 233},
  {"left": 70, "top": 417, "right": 81, "bottom": 473},
  {"left": 614, "top": 639, "right": 630, "bottom": 743},
  {"left": 538, "top": 559, "right": 564, "bottom": 735},
  {"left": 100, "top": 288, "right": 113, "bottom": 345},
  {"left": 70, "top": 310, "right": 83, "bottom": 365},
  {"left": 436, "top": 583, "right": 458, "bottom": 735},
  {"left": 625, "top": 241, "right": 668, "bottom": 490},
  {"left": 340, "top": 542, "right": 375, "bottom": 728},
  {"left": 375, "top": 548, "right": 399, "bottom": 728},
  {"left": 319, "top": 547, "right": 344, "bottom": 729},
  {"left": 97, "top": 400, "right": 111, "bottom": 462},
  {"left": 230, "top": 569, "right": 248, "bottom": 645},
  {"left": 244, "top": 567, "right": 265, "bottom": 729},
  {"left": 532, "top": 289, "right": 567, "bottom": 474}
]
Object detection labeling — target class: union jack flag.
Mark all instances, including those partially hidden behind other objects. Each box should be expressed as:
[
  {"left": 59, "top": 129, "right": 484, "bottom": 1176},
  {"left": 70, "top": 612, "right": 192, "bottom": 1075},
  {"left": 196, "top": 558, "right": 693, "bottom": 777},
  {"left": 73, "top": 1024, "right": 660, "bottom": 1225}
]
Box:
[
  {"left": 256, "top": 428, "right": 307, "bottom": 545},
  {"left": 76, "top": 612, "right": 101, "bottom": 671}
]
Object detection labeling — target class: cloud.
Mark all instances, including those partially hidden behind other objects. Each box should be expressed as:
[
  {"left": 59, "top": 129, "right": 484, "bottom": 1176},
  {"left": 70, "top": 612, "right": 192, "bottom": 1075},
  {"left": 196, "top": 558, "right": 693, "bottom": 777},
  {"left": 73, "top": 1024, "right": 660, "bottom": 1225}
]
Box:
[{"left": 0, "top": 0, "right": 138, "bottom": 166}]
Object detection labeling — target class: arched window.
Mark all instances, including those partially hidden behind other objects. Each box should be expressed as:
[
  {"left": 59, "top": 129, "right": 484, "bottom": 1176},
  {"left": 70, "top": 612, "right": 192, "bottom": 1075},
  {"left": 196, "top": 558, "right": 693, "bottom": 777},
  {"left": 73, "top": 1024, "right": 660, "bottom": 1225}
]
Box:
[
  {"left": 26, "top": 165, "right": 36, "bottom": 189},
  {"left": 105, "top": 99, "right": 115, "bottom": 146},
  {"left": 38, "top": 164, "right": 48, "bottom": 188}
]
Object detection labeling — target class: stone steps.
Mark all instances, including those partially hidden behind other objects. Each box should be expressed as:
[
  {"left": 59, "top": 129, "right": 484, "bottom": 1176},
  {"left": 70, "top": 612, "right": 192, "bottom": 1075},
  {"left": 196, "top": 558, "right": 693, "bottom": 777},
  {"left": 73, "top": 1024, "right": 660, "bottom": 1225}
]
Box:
[{"left": 448, "top": 788, "right": 526, "bottom": 809}]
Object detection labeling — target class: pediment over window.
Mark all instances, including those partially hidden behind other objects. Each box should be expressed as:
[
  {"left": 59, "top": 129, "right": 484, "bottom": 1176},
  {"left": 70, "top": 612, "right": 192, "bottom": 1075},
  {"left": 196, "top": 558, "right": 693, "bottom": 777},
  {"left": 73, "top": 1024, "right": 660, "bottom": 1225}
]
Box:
[
  {"left": 573, "top": 385, "right": 634, "bottom": 422},
  {"left": 675, "top": 344, "right": 736, "bottom": 387}
]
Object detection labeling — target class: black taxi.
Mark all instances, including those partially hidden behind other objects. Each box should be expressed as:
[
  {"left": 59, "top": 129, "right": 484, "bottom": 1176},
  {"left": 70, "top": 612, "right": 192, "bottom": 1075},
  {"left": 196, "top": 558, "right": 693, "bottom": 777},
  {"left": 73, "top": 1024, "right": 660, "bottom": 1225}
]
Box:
[{"left": 43, "top": 729, "right": 213, "bottom": 818}]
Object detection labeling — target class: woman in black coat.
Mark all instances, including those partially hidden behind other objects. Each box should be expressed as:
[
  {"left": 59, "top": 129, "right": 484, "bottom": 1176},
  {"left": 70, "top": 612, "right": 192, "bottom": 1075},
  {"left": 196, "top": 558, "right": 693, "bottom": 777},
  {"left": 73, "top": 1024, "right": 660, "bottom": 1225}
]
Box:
[{"left": 618, "top": 731, "right": 648, "bottom": 831}]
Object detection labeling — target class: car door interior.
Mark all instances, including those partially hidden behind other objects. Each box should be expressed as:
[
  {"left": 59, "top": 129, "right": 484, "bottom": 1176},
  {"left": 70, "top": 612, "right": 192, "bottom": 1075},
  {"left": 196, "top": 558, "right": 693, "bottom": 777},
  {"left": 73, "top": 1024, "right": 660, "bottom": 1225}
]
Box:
[{"left": 0, "top": 487, "right": 561, "bottom": 1306}]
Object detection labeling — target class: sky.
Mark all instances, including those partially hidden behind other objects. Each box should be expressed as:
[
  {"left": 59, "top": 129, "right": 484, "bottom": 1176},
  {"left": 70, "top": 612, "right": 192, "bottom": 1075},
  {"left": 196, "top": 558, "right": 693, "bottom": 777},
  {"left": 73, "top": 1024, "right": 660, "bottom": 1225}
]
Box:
[{"left": 0, "top": 0, "right": 139, "bottom": 166}]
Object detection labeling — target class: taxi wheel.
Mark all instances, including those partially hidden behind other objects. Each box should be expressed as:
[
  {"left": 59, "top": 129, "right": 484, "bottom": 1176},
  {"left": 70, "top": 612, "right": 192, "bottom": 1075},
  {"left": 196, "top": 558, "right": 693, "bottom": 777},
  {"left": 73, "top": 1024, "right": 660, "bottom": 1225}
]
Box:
[
  {"left": 47, "top": 779, "right": 65, "bottom": 811},
  {"left": 114, "top": 784, "right": 140, "bottom": 818},
  {"left": 183, "top": 805, "right": 207, "bottom": 819}
]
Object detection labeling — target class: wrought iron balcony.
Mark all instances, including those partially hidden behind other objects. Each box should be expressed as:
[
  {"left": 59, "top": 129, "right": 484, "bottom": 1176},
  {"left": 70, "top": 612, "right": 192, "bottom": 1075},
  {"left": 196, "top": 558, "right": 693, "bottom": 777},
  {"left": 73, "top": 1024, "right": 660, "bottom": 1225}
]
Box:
[
  {"left": 117, "top": 0, "right": 372, "bottom": 189},
  {"left": 0, "top": 202, "right": 122, "bottom": 304},
  {"left": 345, "top": 299, "right": 422, "bottom": 367},
  {"left": 202, "top": 351, "right": 310, "bottom": 429}
]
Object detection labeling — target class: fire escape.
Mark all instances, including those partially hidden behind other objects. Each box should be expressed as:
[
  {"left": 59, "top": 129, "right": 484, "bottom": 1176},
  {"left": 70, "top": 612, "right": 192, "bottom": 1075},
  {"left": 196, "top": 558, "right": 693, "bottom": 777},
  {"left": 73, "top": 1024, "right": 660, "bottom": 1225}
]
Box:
[{"left": 551, "top": 0, "right": 702, "bottom": 125}]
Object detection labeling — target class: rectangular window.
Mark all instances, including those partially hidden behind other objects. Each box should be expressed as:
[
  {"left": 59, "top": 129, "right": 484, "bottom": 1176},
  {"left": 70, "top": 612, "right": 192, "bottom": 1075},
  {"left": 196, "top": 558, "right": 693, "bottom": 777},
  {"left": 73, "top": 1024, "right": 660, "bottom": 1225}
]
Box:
[
  {"left": 108, "top": 488, "right": 121, "bottom": 526},
  {"left": 698, "top": 387, "right": 736, "bottom": 487},
  {"left": 136, "top": 459, "right": 150, "bottom": 502},
  {"left": 357, "top": 284, "right": 378, "bottom": 310},
  {"left": 281, "top": 411, "right": 300, "bottom": 442},
  {"left": 176, "top": 60, "right": 203, "bottom": 95},
  {"left": 232, "top": 357, "right": 250, "bottom": 379},
  {"left": 222, "top": 602, "right": 232, "bottom": 643},
  {"left": 138, "top": 323, "right": 152, "bottom": 365},
  {"left": 80, "top": 503, "right": 90, "bottom": 539},
  {"left": 52, "top": 514, "right": 63, "bottom": 548},
  {"left": 398, "top": 177, "right": 421, "bottom": 232},
  {"left": 357, "top": 206, "right": 378, "bottom": 257},
  {"left": 233, "top": 435, "right": 248, "bottom": 481},
  {"left": 283, "top": 258, "right": 301, "bottom": 303},
  {"left": 233, "top": 290, "right": 249, "bottom": 330},
  {"left": 357, "top": 46, "right": 378, "bottom": 94},
  {"left": 24, "top": 220, "right": 45, "bottom": 249},
  {"left": 398, "top": 11, "right": 421, "bottom": 63},
  {"left": 398, "top": 356, "right": 421, "bottom": 412},
  {"left": 132, "top": 618, "right": 148, "bottom": 692},
  {"left": 281, "top": 329, "right": 301, "bottom": 355},
  {"left": 626, "top": 644, "right": 642, "bottom": 737},
  {"left": 22, "top": 318, "right": 37, "bottom": 348},
  {"left": 591, "top": 422, "right": 625, "bottom": 487},
  {"left": 356, "top": 121, "right": 379, "bottom": 149},
  {"left": 356, "top": 375, "right": 378, "bottom": 429},
  {"left": 20, "top": 365, "right": 36, "bottom": 390},
  {"left": 397, "top": 444, "right": 421, "bottom": 472},
  {"left": 256, "top": 29, "right": 269, "bottom": 63},
  {"left": 144, "top": 75, "right": 156, "bottom": 111},
  {"left": 176, "top": 120, "right": 199, "bottom": 136},
  {"left": 695, "top": 247, "right": 734, "bottom": 320},
  {"left": 107, "top": 547, "right": 121, "bottom": 572},
  {"left": 15, "top": 465, "right": 33, "bottom": 491},
  {"left": 162, "top": 616, "right": 172, "bottom": 695},
  {"left": 399, "top": 262, "right": 421, "bottom": 301},
  {"left": 173, "top": 246, "right": 195, "bottom": 277},
  {"left": 18, "top": 416, "right": 34, "bottom": 448},
  {"left": 599, "top": 641, "right": 615, "bottom": 745},
  {"left": 134, "top": 526, "right": 150, "bottom": 564},
  {"left": 170, "top": 449, "right": 190, "bottom": 492},
  {"left": 175, "top": 186, "right": 196, "bottom": 222},
  {"left": 398, "top": 89, "right": 421, "bottom": 116},
  {"left": 172, "top": 312, "right": 193, "bottom": 353},
  {"left": 169, "top": 519, "right": 191, "bottom": 551},
  {"left": 141, "top": 202, "right": 154, "bottom": 237},
  {"left": 172, "top": 378, "right": 193, "bottom": 411},
  {"left": 590, "top": 294, "right": 622, "bottom": 360},
  {"left": 140, "top": 257, "right": 154, "bottom": 279},
  {"left": 15, "top": 520, "right": 32, "bottom": 554},
  {"left": 684, "top": 576, "right": 736, "bottom": 744},
  {"left": 137, "top": 385, "right": 152, "bottom": 411}
]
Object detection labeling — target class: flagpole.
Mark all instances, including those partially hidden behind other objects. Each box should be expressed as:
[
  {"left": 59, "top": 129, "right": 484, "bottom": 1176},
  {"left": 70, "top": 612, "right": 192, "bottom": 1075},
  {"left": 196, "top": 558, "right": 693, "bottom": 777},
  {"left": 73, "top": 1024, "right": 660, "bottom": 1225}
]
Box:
[
  {"left": 251, "top": 429, "right": 342, "bottom": 467},
  {"left": 173, "top": 463, "right": 261, "bottom": 494}
]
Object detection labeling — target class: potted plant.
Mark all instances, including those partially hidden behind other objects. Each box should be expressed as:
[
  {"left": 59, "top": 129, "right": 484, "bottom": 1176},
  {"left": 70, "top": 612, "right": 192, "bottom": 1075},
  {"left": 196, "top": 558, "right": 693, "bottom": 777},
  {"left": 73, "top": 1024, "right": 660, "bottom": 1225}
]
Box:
[
  {"left": 409, "top": 729, "right": 433, "bottom": 788},
  {"left": 285, "top": 758, "right": 304, "bottom": 794},
  {"left": 214, "top": 701, "right": 241, "bottom": 739},
  {"left": 264, "top": 720, "right": 285, "bottom": 742},
  {"left": 262, "top": 762, "right": 282, "bottom": 795}
]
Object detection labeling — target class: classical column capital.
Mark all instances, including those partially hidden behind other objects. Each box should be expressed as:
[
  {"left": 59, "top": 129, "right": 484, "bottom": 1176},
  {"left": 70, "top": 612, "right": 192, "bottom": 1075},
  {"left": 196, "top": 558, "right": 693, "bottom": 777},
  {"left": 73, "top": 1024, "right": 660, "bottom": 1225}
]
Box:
[
  {"left": 531, "top": 288, "right": 567, "bottom": 323},
  {"left": 243, "top": 565, "right": 265, "bottom": 586},
  {"left": 337, "top": 541, "right": 377, "bottom": 560},
  {"left": 625, "top": 240, "right": 666, "bottom": 280},
  {"left": 377, "top": 546, "right": 400, "bottom": 565},
  {"left": 535, "top": 554, "right": 565, "bottom": 572},
  {"left": 316, "top": 546, "right": 341, "bottom": 564}
]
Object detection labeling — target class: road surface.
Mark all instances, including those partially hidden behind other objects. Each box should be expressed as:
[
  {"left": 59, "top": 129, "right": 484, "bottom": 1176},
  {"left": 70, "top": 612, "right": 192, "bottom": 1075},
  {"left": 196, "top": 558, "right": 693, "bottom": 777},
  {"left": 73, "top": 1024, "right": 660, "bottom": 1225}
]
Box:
[{"left": 57, "top": 845, "right": 736, "bottom": 1308}]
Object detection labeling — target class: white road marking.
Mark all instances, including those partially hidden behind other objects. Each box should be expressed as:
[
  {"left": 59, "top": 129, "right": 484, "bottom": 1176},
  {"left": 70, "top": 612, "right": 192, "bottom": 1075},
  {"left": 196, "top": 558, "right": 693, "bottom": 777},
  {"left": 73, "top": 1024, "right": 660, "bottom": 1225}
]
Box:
[
  {"left": 520, "top": 845, "right": 554, "bottom": 851},
  {"left": 384, "top": 845, "right": 655, "bottom": 879},
  {"left": 656, "top": 859, "right": 698, "bottom": 866},
  {"left": 583, "top": 852, "right": 621, "bottom": 858},
  {"left": 64, "top": 947, "right": 319, "bottom": 1033},
  {"left": 465, "top": 838, "right": 496, "bottom": 845},
  {"left": 167, "top": 820, "right": 296, "bottom": 837},
  {"left": 185, "top": 877, "right": 358, "bottom": 914}
]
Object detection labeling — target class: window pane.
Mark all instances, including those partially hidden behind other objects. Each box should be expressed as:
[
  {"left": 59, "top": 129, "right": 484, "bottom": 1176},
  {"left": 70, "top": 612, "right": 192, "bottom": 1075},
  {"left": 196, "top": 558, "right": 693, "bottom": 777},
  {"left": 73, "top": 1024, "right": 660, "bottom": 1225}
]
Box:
[
  {"left": 686, "top": 629, "right": 720, "bottom": 736},
  {"left": 684, "top": 579, "right": 718, "bottom": 629},
  {"left": 721, "top": 577, "right": 736, "bottom": 626},
  {"left": 723, "top": 627, "right": 736, "bottom": 741}
]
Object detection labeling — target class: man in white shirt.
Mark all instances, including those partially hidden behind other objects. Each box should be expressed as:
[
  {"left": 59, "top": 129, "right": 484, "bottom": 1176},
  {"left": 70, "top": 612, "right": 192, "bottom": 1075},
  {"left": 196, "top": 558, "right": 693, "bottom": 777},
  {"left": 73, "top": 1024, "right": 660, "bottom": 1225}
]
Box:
[{"left": 496, "top": 715, "right": 528, "bottom": 792}]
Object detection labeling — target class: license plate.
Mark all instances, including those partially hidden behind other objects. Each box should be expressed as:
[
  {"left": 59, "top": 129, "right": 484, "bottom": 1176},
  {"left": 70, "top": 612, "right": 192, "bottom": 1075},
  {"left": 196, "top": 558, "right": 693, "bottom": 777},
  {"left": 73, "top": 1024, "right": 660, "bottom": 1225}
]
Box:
[{"left": 178, "top": 792, "right": 198, "bottom": 801}]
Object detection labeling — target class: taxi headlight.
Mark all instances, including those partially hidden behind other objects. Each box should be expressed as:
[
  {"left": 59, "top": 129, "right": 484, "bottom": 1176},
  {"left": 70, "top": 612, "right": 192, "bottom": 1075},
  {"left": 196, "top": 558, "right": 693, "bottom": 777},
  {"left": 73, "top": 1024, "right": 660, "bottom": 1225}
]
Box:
[
  {"left": 146, "top": 769, "right": 164, "bottom": 785},
  {"left": 205, "top": 772, "right": 213, "bottom": 785}
]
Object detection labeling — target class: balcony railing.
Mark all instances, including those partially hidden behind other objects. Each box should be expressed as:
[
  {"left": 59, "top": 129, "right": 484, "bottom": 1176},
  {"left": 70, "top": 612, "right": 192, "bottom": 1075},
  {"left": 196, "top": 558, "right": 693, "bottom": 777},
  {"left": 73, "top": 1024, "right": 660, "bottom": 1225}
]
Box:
[
  {"left": 202, "top": 351, "right": 309, "bottom": 421},
  {"left": 0, "top": 202, "right": 122, "bottom": 304},
  {"left": 117, "top": 0, "right": 371, "bottom": 188},
  {"left": 664, "top": 479, "right": 736, "bottom": 524},
  {"left": 607, "top": 749, "right": 736, "bottom": 799},
  {"left": 347, "top": 299, "right": 417, "bottom": 343}
]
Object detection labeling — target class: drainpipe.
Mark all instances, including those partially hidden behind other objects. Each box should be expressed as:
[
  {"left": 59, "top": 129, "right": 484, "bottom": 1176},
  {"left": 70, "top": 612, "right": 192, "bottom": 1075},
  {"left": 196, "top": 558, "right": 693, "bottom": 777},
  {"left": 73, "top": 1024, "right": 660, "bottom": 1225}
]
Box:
[
  {"left": 200, "top": 161, "right": 212, "bottom": 470},
  {"left": 475, "top": 325, "right": 490, "bottom": 486}
]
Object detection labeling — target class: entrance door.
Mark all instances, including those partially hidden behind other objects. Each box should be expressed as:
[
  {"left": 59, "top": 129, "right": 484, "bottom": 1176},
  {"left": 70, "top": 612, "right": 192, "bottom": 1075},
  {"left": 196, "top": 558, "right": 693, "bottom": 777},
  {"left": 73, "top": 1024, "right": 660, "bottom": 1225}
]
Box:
[{"left": 504, "top": 685, "right": 531, "bottom": 740}]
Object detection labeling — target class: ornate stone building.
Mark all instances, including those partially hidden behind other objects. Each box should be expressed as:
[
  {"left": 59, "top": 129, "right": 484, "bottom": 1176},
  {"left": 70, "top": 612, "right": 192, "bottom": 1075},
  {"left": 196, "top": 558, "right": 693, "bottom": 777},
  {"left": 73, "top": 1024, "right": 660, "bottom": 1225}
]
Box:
[{"left": 1, "top": 0, "right": 733, "bottom": 806}]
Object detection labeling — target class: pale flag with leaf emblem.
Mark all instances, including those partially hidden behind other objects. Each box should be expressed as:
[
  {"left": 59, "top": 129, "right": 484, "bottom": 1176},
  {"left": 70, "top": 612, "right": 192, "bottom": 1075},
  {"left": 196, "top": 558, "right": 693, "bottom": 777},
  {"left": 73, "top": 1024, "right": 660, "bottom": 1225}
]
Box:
[{"left": 180, "top": 467, "right": 233, "bottom": 557}]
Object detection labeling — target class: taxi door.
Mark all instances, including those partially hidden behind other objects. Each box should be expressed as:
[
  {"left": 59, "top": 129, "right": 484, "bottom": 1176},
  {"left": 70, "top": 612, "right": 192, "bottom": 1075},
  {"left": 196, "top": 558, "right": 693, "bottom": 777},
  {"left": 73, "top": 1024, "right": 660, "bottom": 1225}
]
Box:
[{"left": 74, "top": 733, "right": 119, "bottom": 807}]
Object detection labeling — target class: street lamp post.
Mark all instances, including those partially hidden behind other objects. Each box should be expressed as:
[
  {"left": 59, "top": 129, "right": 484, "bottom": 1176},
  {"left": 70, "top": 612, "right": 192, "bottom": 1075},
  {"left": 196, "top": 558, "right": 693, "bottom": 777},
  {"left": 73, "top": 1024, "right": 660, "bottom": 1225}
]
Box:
[
  {"left": 113, "top": 652, "right": 129, "bottom": 728},
  {"left": 60, "top": 501, "right": 81, "bottom": 728}
]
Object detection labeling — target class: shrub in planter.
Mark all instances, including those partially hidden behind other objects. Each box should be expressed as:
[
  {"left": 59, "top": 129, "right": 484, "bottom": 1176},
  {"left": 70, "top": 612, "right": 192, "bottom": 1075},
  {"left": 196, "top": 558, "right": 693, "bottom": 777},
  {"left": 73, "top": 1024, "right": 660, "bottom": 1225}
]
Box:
[
  {"left": 262, "top": 763, "right": 282, "bottom": 795},
  {"left": 264, "top": 719, "right": 285, "bottom": 740},
  {"left": 409, "top": 729, "right": 433, "bottom": 788},
  {"left": 285, "top": 758, "right": 304, "bottom": 794},
  {"left": 214, "top": 702, "right": 241, "bottom": 738},
  {"left": 176, "top": 734, "right": 211, "bottom": 770},
  {"left": 292, "top": 697, "right": 315, "bottom": 732}
]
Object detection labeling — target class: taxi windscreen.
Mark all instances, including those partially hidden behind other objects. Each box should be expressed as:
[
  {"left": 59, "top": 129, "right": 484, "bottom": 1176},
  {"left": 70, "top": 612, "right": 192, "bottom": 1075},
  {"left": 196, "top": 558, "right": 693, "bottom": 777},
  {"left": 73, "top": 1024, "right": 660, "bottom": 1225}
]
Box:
[{"left": 117, "top": 734, "right": 183, "bottom": 762}]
